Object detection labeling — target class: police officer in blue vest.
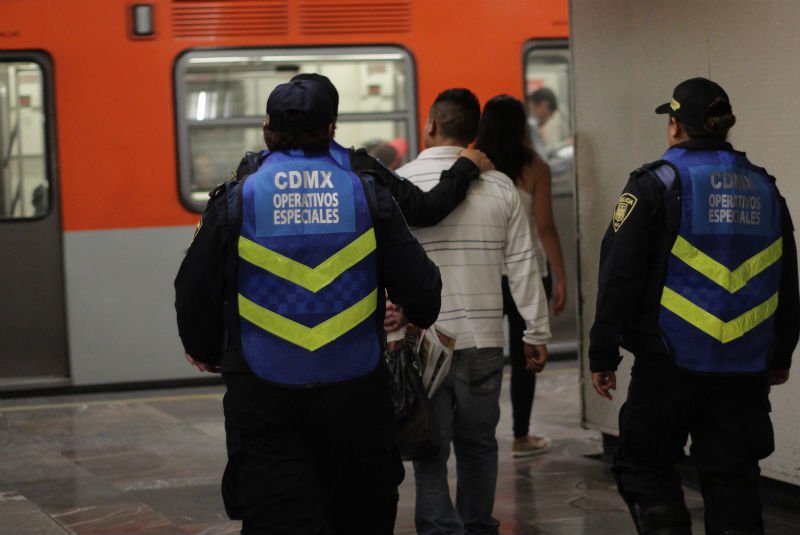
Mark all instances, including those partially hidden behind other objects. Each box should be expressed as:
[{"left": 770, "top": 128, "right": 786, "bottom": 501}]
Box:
[
  {"left": 589, "top": 78, "right": 800, "bottom": 535},
  {"left": 175, "top": 79, "right": 442, "bottom": 534}
]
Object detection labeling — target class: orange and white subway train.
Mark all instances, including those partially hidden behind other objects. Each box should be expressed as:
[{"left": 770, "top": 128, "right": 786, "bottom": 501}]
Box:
[{"left": 0, "top": 0, "right": 574, "bottom": 390}]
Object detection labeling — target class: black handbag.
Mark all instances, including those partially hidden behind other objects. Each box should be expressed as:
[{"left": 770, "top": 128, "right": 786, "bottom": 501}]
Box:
[{"left": 385, "top": 340, "right": 440, "bottom": 461}]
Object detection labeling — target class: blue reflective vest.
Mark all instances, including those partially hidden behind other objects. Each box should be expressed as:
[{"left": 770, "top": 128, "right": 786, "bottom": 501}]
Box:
[
  {"left": 237, "top": 149, "right": 380, "bottom": 385},
  {"left": 658, "top": 147, "right": 783, "bottom": 373},
  {"left": 251, "top": 141, "right": 352, "bottom": 175},
  {"left": 329, "top": 140, "right": 353, "bottom": 170}
]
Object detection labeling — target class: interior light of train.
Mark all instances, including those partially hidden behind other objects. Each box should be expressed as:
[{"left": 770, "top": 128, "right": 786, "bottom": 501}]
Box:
[
  {"left": 187, "top": 57, "right": 252, "bottom": 65},
  {"left": 132, "top": 4, "right": 154, "bottom": 37},
  {"left": 186, "top": 54, "right": 405, "bottom": 65}
]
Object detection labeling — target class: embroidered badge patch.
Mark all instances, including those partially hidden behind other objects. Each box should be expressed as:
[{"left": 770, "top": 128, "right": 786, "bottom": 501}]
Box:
[{"left": 613, "top": 193, "right": 638, "bottom": 232}]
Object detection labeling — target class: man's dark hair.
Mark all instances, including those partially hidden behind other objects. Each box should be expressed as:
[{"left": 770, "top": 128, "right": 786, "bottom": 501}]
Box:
[
  {"left": 528, "top": 87, "right": 558, "bottom": 112},
  {"left": 430, "top": 88, "right": 481, "bottom": 145},
  {"left": 263, "top": 115, "right": 332, "bottom": 154}
]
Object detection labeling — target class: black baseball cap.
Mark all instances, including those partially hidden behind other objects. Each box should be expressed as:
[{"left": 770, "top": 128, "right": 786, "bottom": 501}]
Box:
[
  {"left": 266, "top": 79, "right": 334, "bottom": 132},
  {"left": 291, "top": 73, "right": 340, "bottom": 117},
  {"left": 655, "top": 77, "right": 732, "bottom": 128}
]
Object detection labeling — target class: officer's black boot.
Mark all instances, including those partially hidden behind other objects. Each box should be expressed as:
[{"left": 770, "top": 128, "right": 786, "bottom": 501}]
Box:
[
  {"left": 706, "top": 530, "right": 764, "bottom": 535},
  {"left": 629, "top": 502, "right": 692, "bottom": 535}
]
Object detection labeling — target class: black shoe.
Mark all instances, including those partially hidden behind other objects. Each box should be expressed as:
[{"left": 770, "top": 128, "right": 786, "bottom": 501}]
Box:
[{"left": 629, "top": 502, "right": 692, "bottom": 535}]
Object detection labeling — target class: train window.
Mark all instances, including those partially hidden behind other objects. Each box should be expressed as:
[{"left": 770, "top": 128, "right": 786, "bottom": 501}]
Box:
[
  {"left": 0, "top": 61, "right": 49, "bottom": 219},
  {"left": 175, "top": 47, "right": 417, "bottom": 210},
  {"left": 523, "top": 41, "right": 573, "bottom": 196}
]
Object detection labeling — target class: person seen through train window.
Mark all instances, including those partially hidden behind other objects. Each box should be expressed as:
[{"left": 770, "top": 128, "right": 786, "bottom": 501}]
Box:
[
  {"left": 174, "top": 79, "right": 442, "bottom": 534},
  {"left": 395, "top": 88, "right": 550, "bottom": 535},
  {"left": 589, "top": 77, "right": 800, "bottom": 535},
  {"left": 475, "top": 94, "right": 567, "bottom": 458}
]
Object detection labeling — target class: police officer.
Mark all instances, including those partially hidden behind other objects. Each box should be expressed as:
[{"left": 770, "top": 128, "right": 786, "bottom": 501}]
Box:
[
  {"left": 233, "top": 73, "right": 493, "bottom": 227},
  {"left": 175, "top": 79, "right": 442, "bottom": 534},
  {"left": 589, "top": 78, "right": 800, "bottom": 535}
]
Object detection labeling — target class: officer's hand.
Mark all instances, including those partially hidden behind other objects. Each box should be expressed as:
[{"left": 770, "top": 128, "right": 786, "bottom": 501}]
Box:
[
  {"left": 384, "top": 300, "right": 407, "bottom": 332},
  {"left": 592, "top": 371, "right": 616, "bottom": 400},
  {"left": 524, "top": 343, "right": 548, "bottom": 373},
  {"left": 459, "top": 149, "right": 494, "bottom": 173},
  {"left": 185, "top": 353, "right": 221, "bottom": 373},
  {"left": 769, "top": 369, "right": 790, "bottom": 386}
]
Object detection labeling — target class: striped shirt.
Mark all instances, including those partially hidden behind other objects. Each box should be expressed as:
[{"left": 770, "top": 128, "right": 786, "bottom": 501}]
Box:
[{"left": 397, "top": 145, "right": 551, "bottom": 349}]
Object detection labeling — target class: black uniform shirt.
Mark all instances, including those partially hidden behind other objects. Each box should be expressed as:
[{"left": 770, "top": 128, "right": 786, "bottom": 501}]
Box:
[
  {"left": 174, "top": 171, "right": 443, "bottom": 371},
  {"left": 589, "top": 139, "right": 800, "bottom": 373}
]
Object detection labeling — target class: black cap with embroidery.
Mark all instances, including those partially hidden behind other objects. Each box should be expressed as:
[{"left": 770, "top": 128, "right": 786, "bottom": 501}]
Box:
[
  {"left": 266, "top": 79, "right": 334, "bottom": 132},
  {"left": 655, "top": 77, "right": 732, "bottom": 129}
]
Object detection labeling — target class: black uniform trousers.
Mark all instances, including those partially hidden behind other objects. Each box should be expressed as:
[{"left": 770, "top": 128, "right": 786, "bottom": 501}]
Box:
[
  {"left": 221, "top": 364, "right": 404, "bottom": 535},
  {"left": 613, "top": 354, "right": 774, "bottom": 533}
]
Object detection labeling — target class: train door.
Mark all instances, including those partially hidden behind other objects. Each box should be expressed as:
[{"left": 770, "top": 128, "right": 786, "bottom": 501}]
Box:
[
  {"left": 0, "top": 51, "right": 69, "bottom": 388},
  {"left": 523, "top": 40, "right": 578, "bottom": 354}
]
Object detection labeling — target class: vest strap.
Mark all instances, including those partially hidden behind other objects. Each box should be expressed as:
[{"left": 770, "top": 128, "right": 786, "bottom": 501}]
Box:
[
  {"left": 661, "top": 287, "right": 778, "bottom": 344},
  {"left": 238, "top": 228, "right": 376, "bottom": 293},
  {"left": 238, "top": 288, "right": 378, "bottom": 351},
  {"left": 671, "top": 236, "right": 783, "bottom": 293}
]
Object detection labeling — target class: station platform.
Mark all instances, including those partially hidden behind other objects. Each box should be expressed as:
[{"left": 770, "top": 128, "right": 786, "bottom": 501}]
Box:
[{"left": 1, "top": 362, "right": 798, "bottom": 535}]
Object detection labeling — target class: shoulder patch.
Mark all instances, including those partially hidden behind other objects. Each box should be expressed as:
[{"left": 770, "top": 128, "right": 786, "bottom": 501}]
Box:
[
  {"left": 613, "top": 193, "right": 638, "bottom": 232},
  {"left": 191, "top": 215, "right": 203, "bottom": 243},
  {"left": 209, "top": 182, "right": 227, "bottom": 200}
]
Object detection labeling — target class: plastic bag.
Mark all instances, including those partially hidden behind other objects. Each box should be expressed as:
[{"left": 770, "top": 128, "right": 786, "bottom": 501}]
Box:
[{"left": 385, "top": 332, "right": 440, "bottom": 461}]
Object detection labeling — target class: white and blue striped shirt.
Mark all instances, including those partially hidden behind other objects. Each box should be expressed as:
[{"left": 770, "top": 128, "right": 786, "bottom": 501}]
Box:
[{"left": 397, "top": 145, "right": 551, "bottom": 350}]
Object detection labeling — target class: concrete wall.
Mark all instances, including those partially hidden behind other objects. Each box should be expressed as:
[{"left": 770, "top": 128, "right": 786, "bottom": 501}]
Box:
[{"left": 572, "top": 0, "right": 800, "bottom": 486}]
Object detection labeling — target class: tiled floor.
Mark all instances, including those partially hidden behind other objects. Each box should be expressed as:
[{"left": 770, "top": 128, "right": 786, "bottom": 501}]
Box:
[{"left": 0, "top": 363, "right": 798, "bottom": 535}]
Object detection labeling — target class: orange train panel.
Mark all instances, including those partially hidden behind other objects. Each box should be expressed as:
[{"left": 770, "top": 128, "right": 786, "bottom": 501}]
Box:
[{"left": 0, "top": 0, "right": 568, "bottom": 232}]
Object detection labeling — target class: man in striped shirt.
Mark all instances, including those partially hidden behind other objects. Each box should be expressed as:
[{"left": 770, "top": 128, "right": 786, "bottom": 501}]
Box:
[{"left": 396, "top": 88, "right": 551, "bottom": 535}]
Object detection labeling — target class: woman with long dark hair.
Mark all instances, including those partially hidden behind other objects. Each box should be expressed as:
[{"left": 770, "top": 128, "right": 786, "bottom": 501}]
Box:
[{"left": 476, "top": 94, "right": 567, "bottom": 457}]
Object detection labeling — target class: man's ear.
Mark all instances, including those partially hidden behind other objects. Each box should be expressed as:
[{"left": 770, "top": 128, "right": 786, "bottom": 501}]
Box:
[{"left": 426, "top": 116, "right": 436, "bottom": 138}]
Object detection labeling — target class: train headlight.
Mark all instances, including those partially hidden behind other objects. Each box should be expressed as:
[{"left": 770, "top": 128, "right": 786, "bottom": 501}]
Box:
[{"left": 131, "top": 4, "right": 154, "bottom": 38}]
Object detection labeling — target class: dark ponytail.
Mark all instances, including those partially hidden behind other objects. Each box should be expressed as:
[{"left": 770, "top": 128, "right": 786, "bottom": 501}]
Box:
[{"left": 685, "top": 98, "right": 736, "bottom": 140}]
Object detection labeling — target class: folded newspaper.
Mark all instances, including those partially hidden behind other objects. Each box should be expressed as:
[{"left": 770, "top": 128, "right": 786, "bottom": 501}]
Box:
[{"left": 406, "top": 324, "right": 456, "bottom": 398}]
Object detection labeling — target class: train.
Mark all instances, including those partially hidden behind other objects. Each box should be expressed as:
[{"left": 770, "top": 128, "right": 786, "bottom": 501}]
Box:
[{"left": 0, "top": 0, "right": 574, "bottom": 390}]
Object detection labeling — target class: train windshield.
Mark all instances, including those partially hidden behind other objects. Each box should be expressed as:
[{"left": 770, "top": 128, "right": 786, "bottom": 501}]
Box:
[{"left": 175, "top": 47, "right": 416, "bottom": 209}]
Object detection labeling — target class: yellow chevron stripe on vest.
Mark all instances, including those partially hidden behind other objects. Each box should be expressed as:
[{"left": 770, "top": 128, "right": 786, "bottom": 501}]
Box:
[
  {"left": 238, "top": 229, "right": 376, "bottom": 293},
  {"left": 671, "top": 236, "right": 782, "bottom": 293},
  {"left": 661, "top": 287, "right": 778, "bottom": 344},
  {"left": 238, "top": 289, "right": 378, "bottom": 351}
]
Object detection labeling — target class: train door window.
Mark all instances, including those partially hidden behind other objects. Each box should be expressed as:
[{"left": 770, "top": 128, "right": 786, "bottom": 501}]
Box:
[
  {"left": 175, "top": 47, "right": 416, "bottom": 211},
  {"left": 0, "top": 61, "right": 49, "bottom": 219},
  {"left": 523, "top": 40, "right": 573, "bottom": 196}
]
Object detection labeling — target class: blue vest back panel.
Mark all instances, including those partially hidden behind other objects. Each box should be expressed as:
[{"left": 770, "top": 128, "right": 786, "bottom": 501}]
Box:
[
  {"left": 659, "top": 147, "right": 782, "bottom": 373},
  {"left": 237, "top": 149, "right": 380, "bottom": 384},
  {"left": 329, "top": 141, "right": 353, "bottom": 170}
]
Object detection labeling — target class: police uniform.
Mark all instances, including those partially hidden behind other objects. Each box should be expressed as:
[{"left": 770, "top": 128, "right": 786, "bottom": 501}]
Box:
[
  {"left": 175, "top": 80, "right": 442, "bottom": 535},
  {"left": 589, "top": 79, "right": 800, "bottom": 535}
]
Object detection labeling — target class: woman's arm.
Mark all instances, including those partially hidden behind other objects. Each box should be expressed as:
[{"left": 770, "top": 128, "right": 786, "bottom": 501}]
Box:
[{"left": 527, "top": 158, "right": 568, "bottom": 316}]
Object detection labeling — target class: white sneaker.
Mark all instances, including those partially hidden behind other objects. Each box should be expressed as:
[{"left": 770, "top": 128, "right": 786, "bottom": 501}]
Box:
[{"left": 512, "top": 435, "right": 552, "bottom": 457}]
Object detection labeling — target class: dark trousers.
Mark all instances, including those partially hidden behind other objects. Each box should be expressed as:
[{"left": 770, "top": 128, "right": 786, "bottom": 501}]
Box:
[
  {"left": 502, "top": 275, "right": 552, "bottom": 438},
  {"left": 614, "top": 354, "right": 774, "bottom": 533},
  {"left": 221, "top": 365, "right": 404, "bottom": 535}
]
